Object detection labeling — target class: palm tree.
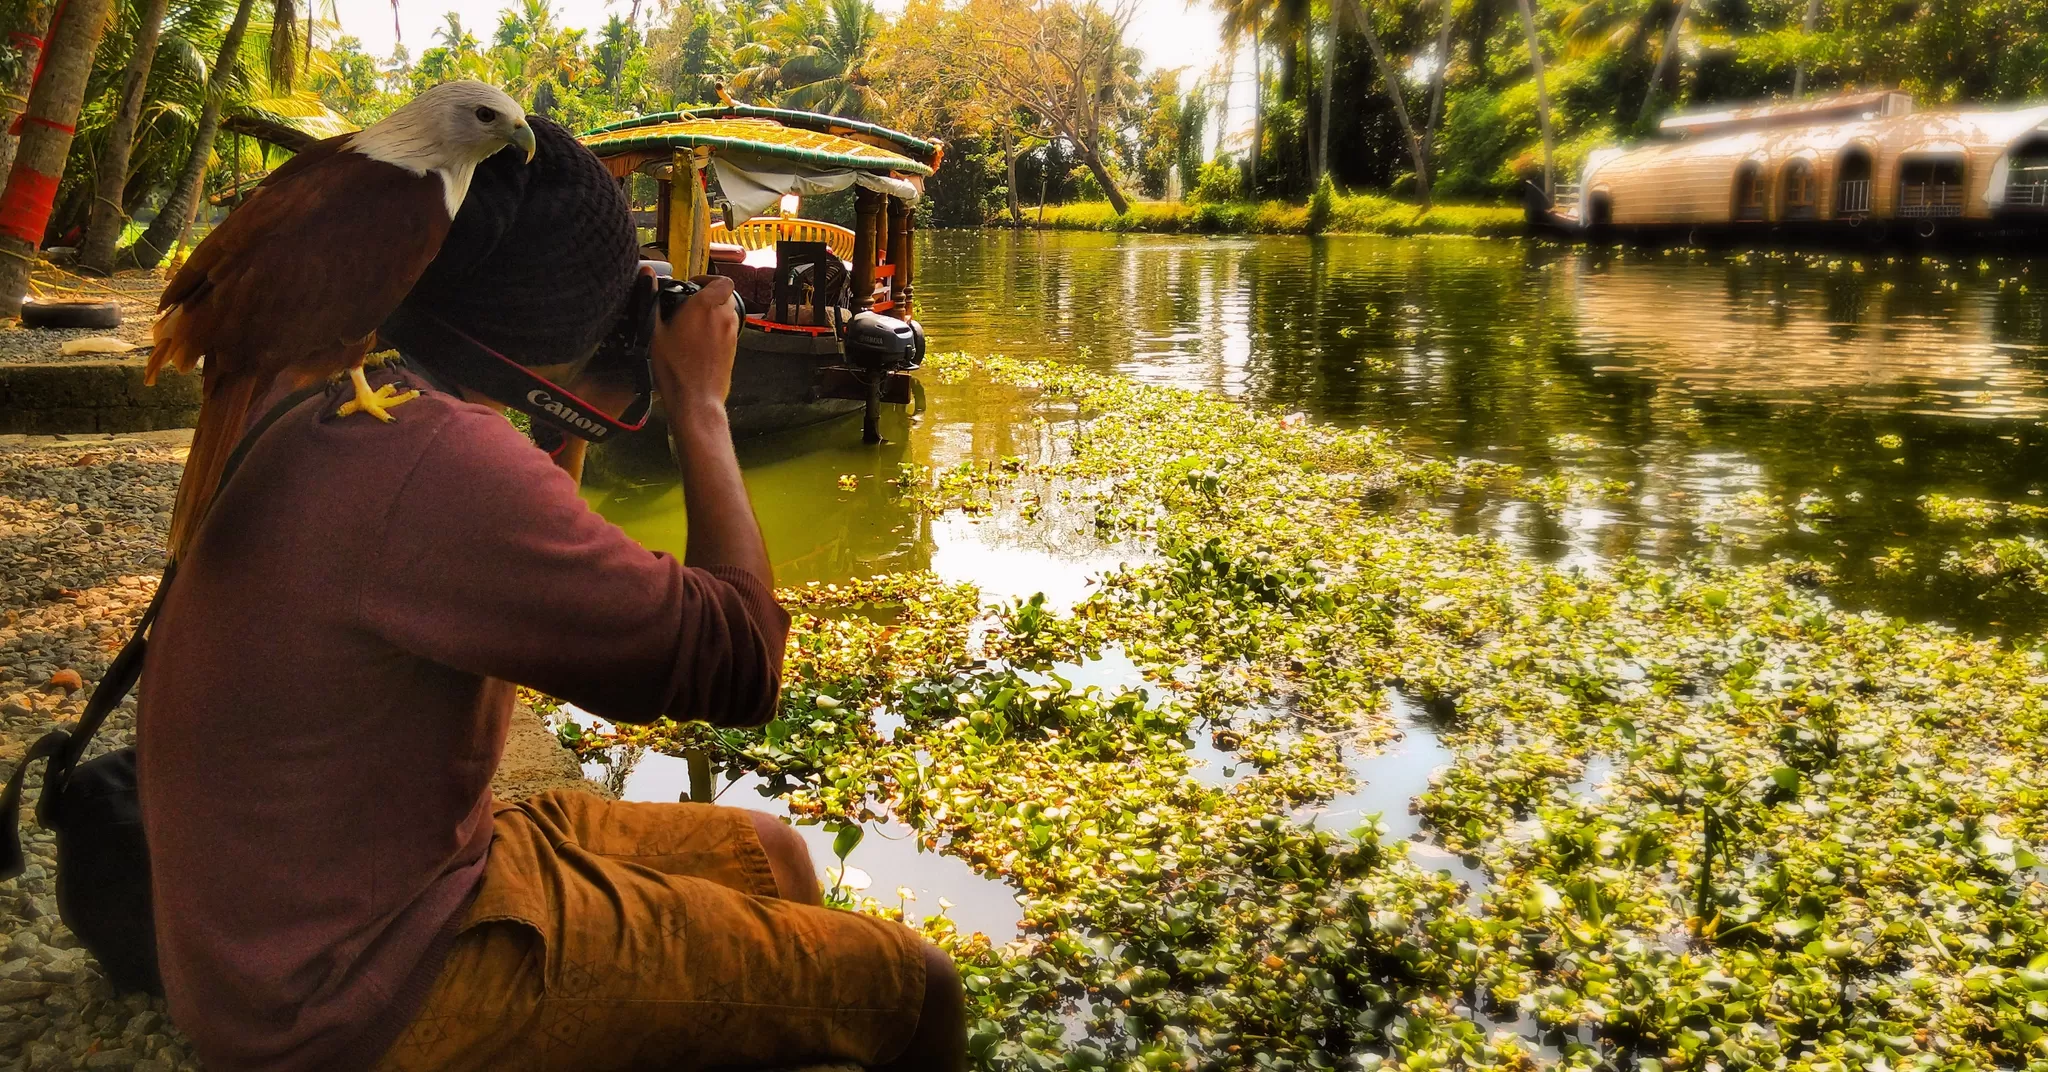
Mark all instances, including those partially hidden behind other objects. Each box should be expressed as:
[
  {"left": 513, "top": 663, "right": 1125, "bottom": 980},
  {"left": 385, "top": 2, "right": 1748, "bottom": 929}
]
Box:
[
  {"left": 774, "top": 0, "right": 885, "bottom": 117},
  {"left": 1517, "top": 0, "right": 1556, "bottom": 196},
  {"left": 1639, "top": 0, "right": 1687, "bottom": 122},
  {"left": 435, "top": 11, "right": 479, "bottom": 54},
  {"left": 125, "top": 0, "right": 262, "bottom": 268},
  {"left": 0, "top": 0, "right": 116, "bottom": 316},
  {"left": 79, "top": 0, "right": 175, "bottom": 274},
  {"left": 1334, "top": 0, "right": 1430, "bottom": 205}
]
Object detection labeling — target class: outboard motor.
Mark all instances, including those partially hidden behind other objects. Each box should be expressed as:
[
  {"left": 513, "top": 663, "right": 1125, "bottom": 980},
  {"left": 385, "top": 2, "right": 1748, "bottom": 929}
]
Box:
[
  {"left": 842, "top": 311, "right": 921, "bottom": 443},
  {"left": 845, "top": 311, "right": 918, "bottom": 371}
]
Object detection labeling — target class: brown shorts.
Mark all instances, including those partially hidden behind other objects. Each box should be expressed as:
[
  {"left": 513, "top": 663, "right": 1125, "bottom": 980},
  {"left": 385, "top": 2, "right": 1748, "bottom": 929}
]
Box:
[{"left": 371, "top": 789, "right": 928, "bottom": 1071}]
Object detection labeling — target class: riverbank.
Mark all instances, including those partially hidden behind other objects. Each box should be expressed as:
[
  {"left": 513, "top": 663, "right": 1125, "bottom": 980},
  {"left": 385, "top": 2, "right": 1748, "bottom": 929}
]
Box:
[{"left": 1024, "top": 192, "right": 1523, "bottom": 237}]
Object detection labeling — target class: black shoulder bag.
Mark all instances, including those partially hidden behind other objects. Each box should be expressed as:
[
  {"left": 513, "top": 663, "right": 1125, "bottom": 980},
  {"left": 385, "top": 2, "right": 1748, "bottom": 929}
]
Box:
[{"left": 0, "top": 385, "right": 325, "bottom": 996}]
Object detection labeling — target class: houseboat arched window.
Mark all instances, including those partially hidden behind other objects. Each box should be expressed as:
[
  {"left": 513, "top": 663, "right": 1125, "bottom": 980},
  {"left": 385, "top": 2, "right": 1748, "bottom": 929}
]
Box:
[
  {"left": 1898, "top": 155, "right": 1965, "bottom": 218},
  {"left": 1734, "top": 163, "right": 1767, "bottom": 221},
  {"left": 1835, "top": 148, "right": 1873, "bottom": 217},
  {"left": 2006, "top": 138, "right": 2048, "bottom": 211},
  {"left": 1781, "top": 160, "right": 1818, "bottom": 220}
]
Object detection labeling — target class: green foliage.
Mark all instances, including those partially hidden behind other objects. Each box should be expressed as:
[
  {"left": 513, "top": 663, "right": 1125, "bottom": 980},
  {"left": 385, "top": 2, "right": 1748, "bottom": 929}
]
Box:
[
  {"left": 1188, "top": 160, "right": 1243, "bottom": 204},
  {"left": 1036, "top": 192, "right": 1522, "bottom": 237}
]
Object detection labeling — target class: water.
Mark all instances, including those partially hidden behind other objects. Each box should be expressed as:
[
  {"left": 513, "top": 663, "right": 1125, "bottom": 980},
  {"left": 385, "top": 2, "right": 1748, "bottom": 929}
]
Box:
[
  {"left": 905, "top": 232, "right": 2048, "bottom": 634},
  {"left": 559, "top": 706, "right": 1025, "bottom": 942},
  {"left": 574, "top": 230, "right": 2048, "bottom": 955}
]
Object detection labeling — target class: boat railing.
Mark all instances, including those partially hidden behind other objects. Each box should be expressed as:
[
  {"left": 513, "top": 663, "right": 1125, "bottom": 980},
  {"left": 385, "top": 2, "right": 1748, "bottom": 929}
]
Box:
[
  {"left": 1897, "top": 183, "right": 1964, "bottom": 218},
  {"left": 1551, "top": 183, "right": 1581, "bottom": 217},
  {"left": 710, "top": 217, "right": 858, "bottom": 260},
  {"left": 2006, "top": 180, "right": 2048, "bottom": 209},
  {"left": 1836, "top": 179, "right": 1873, "bottom": 215}
]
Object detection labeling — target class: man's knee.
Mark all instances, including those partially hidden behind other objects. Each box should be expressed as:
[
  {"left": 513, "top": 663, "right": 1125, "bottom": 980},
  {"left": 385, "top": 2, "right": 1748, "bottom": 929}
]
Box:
[
  {"left": 888, "top": 943, "right": 966, "bottom": 1072},
  {"left": 745, "top": 811, "right": 821, "bottom": 903}
]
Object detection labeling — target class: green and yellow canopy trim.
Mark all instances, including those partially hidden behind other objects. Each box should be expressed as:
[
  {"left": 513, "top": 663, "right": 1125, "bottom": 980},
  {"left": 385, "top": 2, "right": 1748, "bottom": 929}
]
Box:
[
  {"left": 579, "top": 117, "right": 932, "bottom": 177},
  {"left": 583, "top": 105, "right": 940, "bottom": 167}
]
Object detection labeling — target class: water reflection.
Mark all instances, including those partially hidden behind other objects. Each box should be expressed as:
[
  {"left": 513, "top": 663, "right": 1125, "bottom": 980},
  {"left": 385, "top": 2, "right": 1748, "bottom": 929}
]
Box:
[
  {"left": 907, "top": 231, "right": 2048, "bottom": 634},
  {"left": 560, "top": 706, "right": 1025, "bottom": 943}
]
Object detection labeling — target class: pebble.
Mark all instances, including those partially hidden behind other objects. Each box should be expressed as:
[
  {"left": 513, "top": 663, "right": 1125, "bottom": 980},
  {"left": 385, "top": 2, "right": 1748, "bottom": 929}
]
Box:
[{"left": 0, "top": 434, "right": 198, "bottom": 1068}]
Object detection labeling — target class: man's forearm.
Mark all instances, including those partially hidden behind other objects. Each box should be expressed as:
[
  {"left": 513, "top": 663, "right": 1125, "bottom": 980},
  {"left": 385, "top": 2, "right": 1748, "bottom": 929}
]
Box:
[{"left": 670, "top": 400, "right": 773, "bottom": 587}]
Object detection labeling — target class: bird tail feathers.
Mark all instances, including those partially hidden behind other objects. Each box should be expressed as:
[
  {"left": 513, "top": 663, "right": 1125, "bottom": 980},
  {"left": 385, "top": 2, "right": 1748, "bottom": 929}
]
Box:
[
  {"left": 168, "top": 369, "right": 268, "bottom": 559},
  {"left": 147, "top": 306, "right": 198, "bottom": 387}
]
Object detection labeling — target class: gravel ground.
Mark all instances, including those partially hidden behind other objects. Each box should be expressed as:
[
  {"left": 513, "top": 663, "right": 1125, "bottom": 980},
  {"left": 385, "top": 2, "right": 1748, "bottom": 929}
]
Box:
[
  {"left": 0, "top": 429, "right": 194, "bottom": 1071},
  {"left": 0, "top": 273, "right": 162, "bottom": 368}
]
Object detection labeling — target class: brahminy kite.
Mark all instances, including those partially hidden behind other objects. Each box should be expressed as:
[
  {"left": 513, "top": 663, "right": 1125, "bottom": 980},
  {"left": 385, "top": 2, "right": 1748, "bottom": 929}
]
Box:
[{"left": 147, "top": 79, "right": 537, "bottom": 556}]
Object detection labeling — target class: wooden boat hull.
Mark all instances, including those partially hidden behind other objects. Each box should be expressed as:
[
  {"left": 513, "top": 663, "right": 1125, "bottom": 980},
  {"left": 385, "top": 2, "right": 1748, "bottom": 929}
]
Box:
[{"left": 727, "top": 326, "right": 863, "bottom": 438}]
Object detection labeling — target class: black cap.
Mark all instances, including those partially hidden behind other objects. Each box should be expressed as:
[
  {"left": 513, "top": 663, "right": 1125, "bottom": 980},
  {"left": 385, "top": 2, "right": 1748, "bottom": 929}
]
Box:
[{"left": 380, "top": 115, "right": 638, "bottom": 369}]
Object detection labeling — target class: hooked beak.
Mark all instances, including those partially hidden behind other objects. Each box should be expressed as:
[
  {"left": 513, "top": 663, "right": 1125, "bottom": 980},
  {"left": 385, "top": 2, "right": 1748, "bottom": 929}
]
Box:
[{"left": 509, "top": 121, "right": 537, "bottom": 162}]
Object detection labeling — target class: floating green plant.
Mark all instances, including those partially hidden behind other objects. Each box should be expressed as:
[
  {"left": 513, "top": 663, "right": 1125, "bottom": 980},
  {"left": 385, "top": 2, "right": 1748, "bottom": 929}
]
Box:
[{"left": 574, "top": 354, "right": 2048, "bottom": 1071}]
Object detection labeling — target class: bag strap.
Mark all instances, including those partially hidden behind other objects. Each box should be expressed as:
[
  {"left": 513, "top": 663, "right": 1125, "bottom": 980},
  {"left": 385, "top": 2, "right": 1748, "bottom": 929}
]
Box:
[{"left": 0, "top": 383, "right": 328, "bottom": 879}]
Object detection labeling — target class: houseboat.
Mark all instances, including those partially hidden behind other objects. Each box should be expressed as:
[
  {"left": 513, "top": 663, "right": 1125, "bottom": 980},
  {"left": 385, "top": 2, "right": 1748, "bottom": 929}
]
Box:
[
  {"left": 1527, "top": 91, "right": 2048, "bottom": 246},
  {"left": 579, "top": 100, "right": 941, "bottom": 439}
]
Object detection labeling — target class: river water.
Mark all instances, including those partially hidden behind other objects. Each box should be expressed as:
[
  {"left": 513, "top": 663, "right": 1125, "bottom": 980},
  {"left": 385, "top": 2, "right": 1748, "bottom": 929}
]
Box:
[{"left": 579, "top": 229, "right": 2048, "bottom": 936}]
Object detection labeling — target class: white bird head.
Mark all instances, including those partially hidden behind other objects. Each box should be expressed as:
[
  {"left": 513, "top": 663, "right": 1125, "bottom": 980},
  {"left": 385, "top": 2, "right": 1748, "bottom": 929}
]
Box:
[{"left": 352, "top": 80, "right": 536, "bottom": 174}]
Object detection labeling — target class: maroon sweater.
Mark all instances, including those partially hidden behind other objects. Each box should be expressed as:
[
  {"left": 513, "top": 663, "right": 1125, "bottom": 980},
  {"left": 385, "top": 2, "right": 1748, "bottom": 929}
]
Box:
[{"left": 137, "top": 368, "right": 788, "bottom": 1072}]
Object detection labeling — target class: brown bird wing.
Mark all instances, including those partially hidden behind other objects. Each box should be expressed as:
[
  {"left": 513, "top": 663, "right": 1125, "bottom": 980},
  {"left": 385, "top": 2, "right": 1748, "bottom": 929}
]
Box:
[
  {"left": 153, "top": 141, "right": 453, "bottom": 381},
  {"left": 151, "top": 142, "right": 454, "bottom": 557}
]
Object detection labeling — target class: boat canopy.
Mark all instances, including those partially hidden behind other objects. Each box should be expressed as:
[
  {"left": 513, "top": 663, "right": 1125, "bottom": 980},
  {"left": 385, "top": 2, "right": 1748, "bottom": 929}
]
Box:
[
  {"left": 586, "top": 104, "right": 942, "bottom": 170},
  {"left": 579, "top": 115, "right": 934, "bottom": 177}
]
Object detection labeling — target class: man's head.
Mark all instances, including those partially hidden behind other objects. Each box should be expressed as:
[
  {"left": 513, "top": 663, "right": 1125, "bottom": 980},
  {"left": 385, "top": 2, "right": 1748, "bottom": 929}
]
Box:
[{"left": 379, "top": 113, "right": 640, "bottom": 388}]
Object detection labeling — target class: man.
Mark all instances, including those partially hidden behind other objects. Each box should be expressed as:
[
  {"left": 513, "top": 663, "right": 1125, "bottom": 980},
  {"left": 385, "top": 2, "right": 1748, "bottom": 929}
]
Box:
[{"left": 137, "top": 117, "right": 964, "bottom": 1071}]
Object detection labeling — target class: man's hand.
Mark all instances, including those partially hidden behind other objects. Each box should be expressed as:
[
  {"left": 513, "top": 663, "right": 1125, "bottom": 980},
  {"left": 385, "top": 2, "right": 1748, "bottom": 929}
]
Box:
[
  {"left": 648, "top": 273, "right": 771, "bottom": 587},
  {"left": 652, "top": 275, "right": 740, "bottom": 416}
]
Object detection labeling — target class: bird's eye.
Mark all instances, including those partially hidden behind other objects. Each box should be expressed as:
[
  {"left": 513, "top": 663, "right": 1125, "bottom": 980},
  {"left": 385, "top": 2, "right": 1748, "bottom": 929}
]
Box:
[{"left": 475, "top": 106, "right": 497, "bottom": 123}]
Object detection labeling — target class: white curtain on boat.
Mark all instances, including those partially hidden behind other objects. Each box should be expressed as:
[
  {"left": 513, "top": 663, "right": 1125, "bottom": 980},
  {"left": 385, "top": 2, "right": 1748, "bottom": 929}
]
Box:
[{"left": 709, "top": 151, "right": 921, "bottom": 224}]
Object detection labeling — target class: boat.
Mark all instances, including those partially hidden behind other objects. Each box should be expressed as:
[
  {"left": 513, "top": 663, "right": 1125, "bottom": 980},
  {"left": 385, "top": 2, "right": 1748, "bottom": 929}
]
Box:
[
  {"left": 579, "top": 99, "right": 942, "bottom": 440},
  {"left": 1526, "top": 91, "right": 2048, "bottom": 247}
]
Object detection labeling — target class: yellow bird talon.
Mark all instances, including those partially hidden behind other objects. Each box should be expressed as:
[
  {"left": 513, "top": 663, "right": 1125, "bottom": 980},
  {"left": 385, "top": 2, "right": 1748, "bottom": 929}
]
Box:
[{"left": 337, "top": 368, "right": 421, "bottom": 422}]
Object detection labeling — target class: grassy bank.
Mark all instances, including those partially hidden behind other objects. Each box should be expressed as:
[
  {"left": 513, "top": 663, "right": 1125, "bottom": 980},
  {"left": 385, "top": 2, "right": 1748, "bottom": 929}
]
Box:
[
  {"left": 578, "top": 354, "right": 2048, "bottom": 1070},
  {"left": 1027, "top": 192, "right": 1524, "bottom": 238}
]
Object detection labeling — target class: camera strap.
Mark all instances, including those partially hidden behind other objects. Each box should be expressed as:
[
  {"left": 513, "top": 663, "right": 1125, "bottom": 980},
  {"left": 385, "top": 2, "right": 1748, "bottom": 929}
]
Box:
[{"left": 384, "top": 309, "right": 654, "bottom": 445}]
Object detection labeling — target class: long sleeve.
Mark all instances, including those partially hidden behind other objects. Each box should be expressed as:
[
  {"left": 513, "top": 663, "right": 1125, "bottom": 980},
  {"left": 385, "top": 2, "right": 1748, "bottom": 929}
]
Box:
[{"left": 358, "top": 405, "right": 788, "bottom": 727}]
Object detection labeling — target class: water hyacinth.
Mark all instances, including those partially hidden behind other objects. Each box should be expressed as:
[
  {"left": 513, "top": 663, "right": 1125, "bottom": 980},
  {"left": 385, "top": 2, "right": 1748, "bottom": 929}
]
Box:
[{"left": 575, "top": 354, "right": 2048, "bottom": 1071}]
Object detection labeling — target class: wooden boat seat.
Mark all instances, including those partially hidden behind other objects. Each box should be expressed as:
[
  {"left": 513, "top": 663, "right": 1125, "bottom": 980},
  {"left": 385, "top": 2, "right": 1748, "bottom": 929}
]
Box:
[{"left": 762, "top": 240, "right": 848, "bottom": 333}]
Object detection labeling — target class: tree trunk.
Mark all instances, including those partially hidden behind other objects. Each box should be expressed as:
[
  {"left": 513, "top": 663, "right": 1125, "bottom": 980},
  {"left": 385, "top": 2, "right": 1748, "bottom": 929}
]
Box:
[
  {"left": 1639, "top": 0, "right": 1688, "bottom": 124},
  {"left": 0, "top": 0, "right": 115, "bottom": 318},
  {"left": 1426, "top": 0, "right": 1455, "bottom": 142},
  {"left": 1516, "top": 0, "right": 1556, "bottom": 197},
  {"left": 125, "top": 0, "right": 258, "bottom": 270},
  {"left": 1316, "top": 13, "right": 1336, "bottom": 184},
  {"left": 1037, "top": 145, "right": 1047, "bottom": 226},
  {"left": 1341, "top": 0, "right": 1430, "bottom": 206},
  {"left": 79, "top": 0, "right": 172, "bottom": 275},
  {"left": 1791, "top": 0, "right": 1821, "bottom": 96},
  {"left": 1002, "top": 126, "right": 1023, "bottom": 226},
  {"left": 1080, "top": 141, "right": 1129, "bottom": 215},
  {"left": 0, "top": 0, "right": 56, "bottom": 182},
  {"left": 1247, "top": 14, "right": 1261, "bottom": 195}
]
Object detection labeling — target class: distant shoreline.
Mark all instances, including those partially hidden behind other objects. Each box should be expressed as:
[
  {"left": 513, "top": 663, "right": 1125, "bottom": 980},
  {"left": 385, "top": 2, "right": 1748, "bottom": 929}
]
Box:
[{"left": 998, "top": 195, "right": 1525, "bottom": 238}]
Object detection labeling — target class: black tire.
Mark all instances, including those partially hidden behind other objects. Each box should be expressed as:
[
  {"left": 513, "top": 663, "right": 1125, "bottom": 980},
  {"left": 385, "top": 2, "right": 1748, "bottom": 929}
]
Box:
[{"left": 21, "top": 299, "right": 121, "bottom": 330}]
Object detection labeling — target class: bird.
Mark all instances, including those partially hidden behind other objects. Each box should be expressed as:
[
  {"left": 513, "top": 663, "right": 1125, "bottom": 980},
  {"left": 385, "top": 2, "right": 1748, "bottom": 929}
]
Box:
[{"left": 147, "top": 79, "right": 537, "bottom": 557}]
